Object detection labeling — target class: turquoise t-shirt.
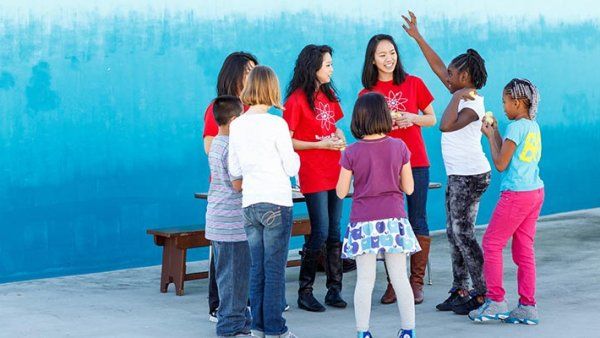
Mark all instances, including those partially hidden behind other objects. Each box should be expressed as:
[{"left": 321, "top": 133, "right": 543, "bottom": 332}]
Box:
[{"left": 501, "top": 118, "right": 544, "bottom": 192}]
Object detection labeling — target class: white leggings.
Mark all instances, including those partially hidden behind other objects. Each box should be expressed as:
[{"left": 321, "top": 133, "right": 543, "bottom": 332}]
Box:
[{"left": 354, "top": 253, "right": 415, "bottom": 331}]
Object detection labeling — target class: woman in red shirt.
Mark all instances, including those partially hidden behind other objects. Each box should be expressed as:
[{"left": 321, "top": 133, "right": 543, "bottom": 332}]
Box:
[
  {"left": 359, "top": 34, "right": 437, "bottom": 305},
  {"left": 201, "top": 51, "right": 258, "bottom": 322},
  {"left": 283, "top": 45, "right": 347, "bottom": 312},
  {"left": 203, "top": 52, "right": 258, "bottom": 153}
]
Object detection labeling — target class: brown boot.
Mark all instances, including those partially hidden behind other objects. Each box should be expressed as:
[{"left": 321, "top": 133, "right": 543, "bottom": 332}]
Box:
[
  {"left": 410, "top": 235, "right": 431, "bottom": 304},
  {"left": 380, "top": 261, "right": 397, "bottom": 304}
]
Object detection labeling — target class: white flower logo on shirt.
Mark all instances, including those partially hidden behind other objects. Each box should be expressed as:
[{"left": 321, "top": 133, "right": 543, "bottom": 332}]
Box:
[
  {"left": 386, "top": 90, "right": 408, "bottom": 112},
  {"left": 315, "top": 101, "right": 336, "bottom": 131}
]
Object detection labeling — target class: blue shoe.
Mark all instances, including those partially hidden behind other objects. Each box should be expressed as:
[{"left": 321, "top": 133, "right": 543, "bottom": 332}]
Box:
[
  {"left": 357, "top": 331, "right": 373, "bottom": 338},
  {"left": 468, "top": 299, "right": 509, "bottom": 322},
  {"left": 504, "top": 303, "right": 539, "bottom": 325},
  {"left": 398, "top": 329, "right": 415, "bottom": 338}
]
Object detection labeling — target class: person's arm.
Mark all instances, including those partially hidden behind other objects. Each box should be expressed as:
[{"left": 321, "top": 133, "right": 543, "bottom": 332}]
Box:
[
  {"left": 402, "top": 11, "right": 450, "bottom": 90},
  {"left": 336, "top": 167, "right": 352, "bottom": 199},
  {"left": 228, "top": 124, "right": 242, "bottom": 178},
  {"left": 395, "top": 104, "right": 437, "bottom": 128},
  {"left": 231, "top": 179, "right": 243, "bottom": 192},
  {"left": 399, "top": 162, "right": 414, "bottom": 195},
  {"left": 290, "top": 131, "right": 341, "bottom": 150},
  {"left": 439, "top": 88, "right": 479, "bottom": 132},
  {"left": 481, "top": 119, "right": 515, "bottom": 172},
  {"left": 203, "top": 137, "right": 214, "bottom": 154},
  {"left": 276, "top": 122, "right": 300, "bottom": 177}
]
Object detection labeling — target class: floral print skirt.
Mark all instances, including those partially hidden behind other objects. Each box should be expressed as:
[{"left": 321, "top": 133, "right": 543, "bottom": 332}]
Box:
[{"left": 342, "top": 217, "right": 421, "bottom": 259}]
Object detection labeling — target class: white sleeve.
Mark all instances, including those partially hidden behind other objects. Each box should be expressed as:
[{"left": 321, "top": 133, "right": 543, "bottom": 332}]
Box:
[
  {"left": 275, "top": 119, "right": 300, "bottom": 177},
  {"left": 228, "top": 122, "right": 242, "bottom": 178},
  {"left": 459, "top": 97, "right": 485, "bottom": 119}
]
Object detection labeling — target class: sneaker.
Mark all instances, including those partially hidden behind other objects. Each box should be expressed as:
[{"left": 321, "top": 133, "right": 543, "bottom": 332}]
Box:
[
  {"left": 357, "top": 331, "right": 373, "bottom": 338},
  {"left": 505, "top": 303, "right": 539, "bottom": 325},
  {"left": 209, "top": 309, "right": 218, "bottom": 323},
  {"left": 250, "top": 330, "right": 264, "bottom": 338},
  {"left": 468, "top": 299, "right": 510, "bottom": 322},
  {"left": 398, "top": 329, "right": 415, "bottom": 338},
  {"left": 285, "top": 332, "right": 298, "bottom": 338},
  {"left": 436, "top": 289, "right": 469, "bottom": 311},
  {"left": 452, "top": 293, "right": 485, "bottom": 315}
]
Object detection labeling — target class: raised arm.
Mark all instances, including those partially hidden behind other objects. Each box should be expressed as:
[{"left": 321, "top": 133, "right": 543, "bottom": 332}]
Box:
[{"left": 402, "top": 11, "right": 450, "bottom": 90}]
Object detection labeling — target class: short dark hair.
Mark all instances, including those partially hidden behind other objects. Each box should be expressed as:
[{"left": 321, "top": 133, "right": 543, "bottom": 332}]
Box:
[
  {"left": 449, "top": 49, "right": 487, "bottom": 89},
  {"left": 285, "top": 44, "right": 339, "bottom": 111},
  {"left": 212, "top": 95, "right": 243, "bottom": 126},
  {"left": 351, "top": 93, "right": 392, "bottom": 139},
  {"left": 362, "top": 34, "right": 407, "bottom": 89},
  {"left": 216, "top": 52, "right": 259, "bottom": 96}
]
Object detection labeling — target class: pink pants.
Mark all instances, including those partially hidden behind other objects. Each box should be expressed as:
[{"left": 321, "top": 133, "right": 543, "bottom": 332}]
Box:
[{"left": 482, "top": 188, "right": 544, "bottom": 306}]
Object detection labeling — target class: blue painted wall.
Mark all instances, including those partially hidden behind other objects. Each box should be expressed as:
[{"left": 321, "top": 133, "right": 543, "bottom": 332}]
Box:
[{"left": 1, "top": 2, "right": 599, "bottom": 283}]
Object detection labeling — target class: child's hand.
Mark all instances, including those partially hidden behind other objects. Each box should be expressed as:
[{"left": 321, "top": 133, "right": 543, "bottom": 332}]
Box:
[
  {"left": 401, "top": 11, "right": 421, "bottom": 40},
  {"left": 480, "top": 117, "right": 497, "bottom": 137},
  {"left": 455, "top": 88, "right": 478, "bottom": 101}
]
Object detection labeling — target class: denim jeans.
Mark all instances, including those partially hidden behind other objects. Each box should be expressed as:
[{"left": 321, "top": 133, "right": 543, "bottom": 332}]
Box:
[
  {"left": 209, "top": 246, "right": 220, "bottom": 313},
  {"left": 243, "top": 203, "right": 293, "bottom": 336},
  {"left": 407, "top": 167, "right": 430, "bottom": 236},
  {"left": 213, "top": 240, "right": 252, "bottom": 337},
  {"left": 304, "top": 189, "right": 343, "bottom": 250}
]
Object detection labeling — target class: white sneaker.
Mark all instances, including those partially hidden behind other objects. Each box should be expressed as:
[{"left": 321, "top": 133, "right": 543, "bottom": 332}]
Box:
[{"left": 208, "top": 310, "right": 218, "bottom": 323}]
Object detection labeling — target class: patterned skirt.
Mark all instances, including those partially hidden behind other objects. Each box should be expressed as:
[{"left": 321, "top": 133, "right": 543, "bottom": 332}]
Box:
[{"left": 342, "top": 217, "right": 421, "bottom": 259}]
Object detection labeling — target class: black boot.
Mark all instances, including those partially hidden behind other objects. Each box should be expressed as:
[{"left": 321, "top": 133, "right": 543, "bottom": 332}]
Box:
[
  {"left": 298, "top": 247, "right": 326, "bottom": 312},
  {"left": 324, "top": 241, "right": 347, "bottom": 308}
]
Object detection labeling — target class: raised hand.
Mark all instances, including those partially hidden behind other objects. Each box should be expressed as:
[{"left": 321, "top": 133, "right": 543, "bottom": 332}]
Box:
[{"left": 402, "top": 11, "right": 421, "bottom": 40}]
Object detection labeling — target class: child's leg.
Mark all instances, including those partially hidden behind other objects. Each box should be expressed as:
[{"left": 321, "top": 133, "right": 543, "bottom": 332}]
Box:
[
  {"left": 511, "top": 188, "right": 544, "bottom": 306},
  {"left": 354, "top": 253, "right": 377, "bottom": 332},
  {"left": 445, "top": 179, "right": 468, "bottom": 292},
  {"left": 213, "top": 240, "right": 252, "bottom": 336},
  {"left": 385, "top": 253, "right": 415, "bottom": 329},
  {"left": 243, "top": 206, "right": 266, "bottom": 334},
  {"left": 482, "top": 191, "right": 531, "bottom": 302}
]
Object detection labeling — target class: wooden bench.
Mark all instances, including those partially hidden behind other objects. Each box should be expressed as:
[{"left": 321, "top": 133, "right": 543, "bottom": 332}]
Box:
[{"left": 147, "top": 218, "right": 311, "bottom": 296}]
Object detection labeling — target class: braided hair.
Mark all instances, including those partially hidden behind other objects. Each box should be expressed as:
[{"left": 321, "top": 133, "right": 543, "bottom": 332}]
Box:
[
  {"left": 449, "top": 49, "right": 487, "bottom": 89},
  {"left": 503, "top": 78, "right": 540, "bottom": 120}
]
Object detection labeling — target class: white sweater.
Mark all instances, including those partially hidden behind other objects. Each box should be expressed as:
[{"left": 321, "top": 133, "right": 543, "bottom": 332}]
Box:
[{"left": 228, "top": 110, "right": 300, "bottom": 207}]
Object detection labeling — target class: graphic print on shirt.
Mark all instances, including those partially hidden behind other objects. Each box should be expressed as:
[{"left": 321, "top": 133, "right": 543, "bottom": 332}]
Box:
[
  {"left": 315, "top": 101, "right": 336, "bottom": 132},
  {"left": 519, "top": 132, "right": 542, "bottom": 163},
  {"left": 385, "top": 90, "right": 408, "bottom": 112}
]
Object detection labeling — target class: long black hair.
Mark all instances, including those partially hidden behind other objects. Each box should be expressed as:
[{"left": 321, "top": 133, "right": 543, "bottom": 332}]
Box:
[
  {"left": 361, "top": 34, "right": 407, "bottom": 89},
  {"left": 285, "top": 44, "right": 339, "bottom": 111},
  {"left": 216, "top": 51, "right": 259, "bottom": 96},
  {"left": 449, "top": 49, "right": 487, "bottom": 89}
]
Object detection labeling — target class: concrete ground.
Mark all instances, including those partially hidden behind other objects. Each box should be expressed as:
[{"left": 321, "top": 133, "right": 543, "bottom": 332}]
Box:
[{"left": 2, "top": 208, "right": 600, "bottom": 338}]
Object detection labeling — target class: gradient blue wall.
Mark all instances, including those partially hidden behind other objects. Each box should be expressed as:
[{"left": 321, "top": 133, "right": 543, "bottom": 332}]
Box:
[{"left": 1, "top": 2, "right": 599, "bottom": 283}]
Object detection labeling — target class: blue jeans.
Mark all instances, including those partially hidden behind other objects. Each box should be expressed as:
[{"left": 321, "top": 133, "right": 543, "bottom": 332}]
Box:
[
  {"left": 213, "top": 240, "right": 252, "bottom": 336},
  {"left": 243, "top": 203, "right": 293, "bottom": 336},
  {"left": 304, "top": 189, "right": 343, "bottom": 250},
  {"left": 407, "top": 167, "right": 430, "bottom": 236}
]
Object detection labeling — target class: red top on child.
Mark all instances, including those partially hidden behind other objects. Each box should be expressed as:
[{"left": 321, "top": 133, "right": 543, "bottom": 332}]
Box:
[
  {"left": 284, "top": 89, "right": 344, "bottom": 194},
  {"left": 359, "top": 75, "right": 433, "bottom": 168}
]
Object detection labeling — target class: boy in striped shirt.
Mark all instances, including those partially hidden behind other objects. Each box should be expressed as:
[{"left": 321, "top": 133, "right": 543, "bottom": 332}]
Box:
[{"left": 205, "top": 95, "right": 251, "bottom": 337}]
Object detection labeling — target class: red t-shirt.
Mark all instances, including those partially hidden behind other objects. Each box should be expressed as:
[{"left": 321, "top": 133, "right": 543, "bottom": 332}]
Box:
[
  {"left": 202, "top": 102, "right": 219, "bottom": 138},
  {"left": 283, "top": 89, "right": 344, "bottom": 194},
  {"left": 202, "top": 102, "right": 249, "bottom": 138},
  {"left": 359, "top": 75, "right": 434, "bottom": 168}
]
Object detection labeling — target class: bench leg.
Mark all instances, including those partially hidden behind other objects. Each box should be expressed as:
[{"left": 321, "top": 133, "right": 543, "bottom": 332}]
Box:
[{"left": 160, "top": 238, "right": 187, "bottom": 295}]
